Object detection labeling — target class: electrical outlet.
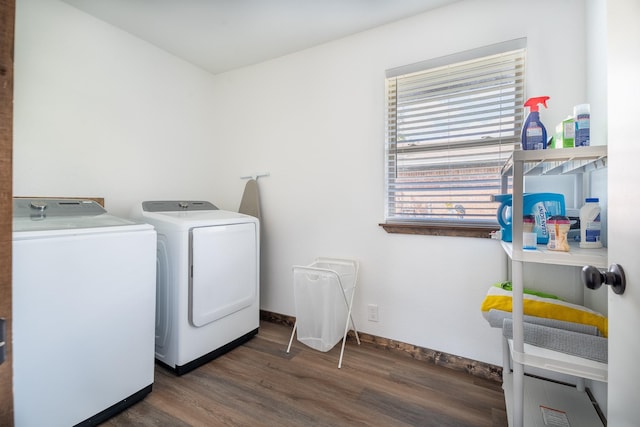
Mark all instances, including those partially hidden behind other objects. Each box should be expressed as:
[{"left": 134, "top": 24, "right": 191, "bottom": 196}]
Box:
[{"left": 367, "top": 304, "right": 379, "bottom": 322}]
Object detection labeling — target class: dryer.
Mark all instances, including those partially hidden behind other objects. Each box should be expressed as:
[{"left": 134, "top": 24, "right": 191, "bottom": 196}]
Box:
[
  {"left": 134, "top": 200, "right": 260, "bottom": 375},
  {"left": 12, "top": 198, "right": 156, "bottom": 427}
]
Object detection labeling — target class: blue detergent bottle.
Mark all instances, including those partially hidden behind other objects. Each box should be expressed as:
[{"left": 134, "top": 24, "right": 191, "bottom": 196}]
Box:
[
  {"left": 521, "top": 96, "right": 550, "bottom": 150},
  {"left": 495, "top": 193, "right": 566, "bottom": 244}
]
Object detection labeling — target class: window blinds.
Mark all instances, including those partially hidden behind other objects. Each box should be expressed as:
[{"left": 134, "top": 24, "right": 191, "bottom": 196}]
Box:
[{"left": 385, "top": 40, "right": 526, "bottom": 225}]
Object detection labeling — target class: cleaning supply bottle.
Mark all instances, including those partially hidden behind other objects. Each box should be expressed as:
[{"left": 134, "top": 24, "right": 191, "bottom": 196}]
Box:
[
  {"left": 580, "top": 198, "right": 602, "bottom": 248},
  {"left": 521, "top": 96, "right": 550, "bottom": 150},
  {"left": 546, "top": 215, "right": 571, "bottom": 252},
  {"left": 574, "top": 103, "right": 590, "bottom": 147}
]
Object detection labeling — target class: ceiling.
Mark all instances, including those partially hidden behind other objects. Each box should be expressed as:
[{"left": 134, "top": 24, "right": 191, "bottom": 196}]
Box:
[{"left": 61, "top": 0, "right": 460, "bottom": 75}]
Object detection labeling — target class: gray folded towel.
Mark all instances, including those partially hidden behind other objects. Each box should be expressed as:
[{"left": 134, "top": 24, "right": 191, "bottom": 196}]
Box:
[{"left": 502, "top": 318, "right": 607, "bottom": 363}]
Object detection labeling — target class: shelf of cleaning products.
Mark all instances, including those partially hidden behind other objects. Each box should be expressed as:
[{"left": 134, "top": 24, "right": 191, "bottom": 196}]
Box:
[
  {"left": 502, "top": 371, "right": 605, "bottom": 427},
  {"left": 500, "top": 145, "right": 608, "bottom": 427},
  {"left": 501, "top": 241, "right": 607, "bottom": 268},
  {"left": 501, "top": 145, "right": 608, "bottom": 177}
]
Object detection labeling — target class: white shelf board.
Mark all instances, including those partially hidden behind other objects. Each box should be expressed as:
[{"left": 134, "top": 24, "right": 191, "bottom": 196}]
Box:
[
  {"left": 512, "top": 145, "right": 607, "bottom": 163},
  {"left": 503, "top": 371, "right": 605, "bottom": 427},
  {"left": 502, "top": 146, "right": 608, "bottom": 177},
  {"left": 508, "top": 339, "right": 608, "bottom": 383},
  {"left": 500, "top": 241, "right": 608, "bottom": 268}
]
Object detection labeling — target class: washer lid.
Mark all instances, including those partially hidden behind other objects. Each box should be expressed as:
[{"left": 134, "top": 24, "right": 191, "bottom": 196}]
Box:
[{"left": 142, "top": 200, "right": 218, "bottom": 212}]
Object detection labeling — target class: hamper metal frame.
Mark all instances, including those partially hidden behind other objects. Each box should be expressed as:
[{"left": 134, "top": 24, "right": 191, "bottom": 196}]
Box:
[{"left": 286, "top": 257, "right": 360, "bottom": 368}]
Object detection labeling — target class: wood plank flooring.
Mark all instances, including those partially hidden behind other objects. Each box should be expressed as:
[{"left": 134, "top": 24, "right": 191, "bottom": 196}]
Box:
[{"left": 101, "top": 321, "right": 508, "bottom": 427}]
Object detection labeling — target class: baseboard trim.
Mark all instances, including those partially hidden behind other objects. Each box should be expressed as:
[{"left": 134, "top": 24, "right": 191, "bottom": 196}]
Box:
[{"left": 260, "top": 310, "right": 502, "bottom": 383}]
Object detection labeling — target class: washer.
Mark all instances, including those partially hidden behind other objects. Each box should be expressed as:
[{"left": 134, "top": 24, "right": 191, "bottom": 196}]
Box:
[
  {"left": 133, "top": 200, "right": 259, "bottom": 375},
  {"left": 12, "top": 198, "right": 156, "bottom": 427}
]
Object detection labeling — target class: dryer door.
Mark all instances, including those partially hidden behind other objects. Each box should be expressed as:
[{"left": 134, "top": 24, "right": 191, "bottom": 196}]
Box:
[{"left": 190, "top": 222, "right": 258, "bottom": 327}]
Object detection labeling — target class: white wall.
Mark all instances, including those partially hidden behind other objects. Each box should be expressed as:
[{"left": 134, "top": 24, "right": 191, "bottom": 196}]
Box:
[
  {"left": 206, "top": 0, "right": 589, "bottom": 366},
  {"left": 13, "top": 0, "right": 589, "bottom": 368},
  {"left": 13, "top": 0, "right": 220, "bottom": 213}
]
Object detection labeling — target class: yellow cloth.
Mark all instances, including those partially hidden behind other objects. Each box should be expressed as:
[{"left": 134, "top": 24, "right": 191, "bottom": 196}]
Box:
[{"left": 481, "top": 285, "right": 608, "bottom": 337}]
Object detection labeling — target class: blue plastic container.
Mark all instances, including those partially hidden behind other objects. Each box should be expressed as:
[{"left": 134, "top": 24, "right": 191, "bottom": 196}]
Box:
[{"left": 495, "top": 193, "right": 566, "bottom": 244}]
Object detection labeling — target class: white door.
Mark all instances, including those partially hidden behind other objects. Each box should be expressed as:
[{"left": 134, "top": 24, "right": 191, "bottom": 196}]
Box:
[{"left": 606, "top": 0, "right": 640, "bottom": 424}]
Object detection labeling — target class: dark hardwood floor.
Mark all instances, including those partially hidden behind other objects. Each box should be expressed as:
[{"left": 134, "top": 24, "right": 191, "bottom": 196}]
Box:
[{"left": 102, "top": 321, "right": 508, "bottom": 426}]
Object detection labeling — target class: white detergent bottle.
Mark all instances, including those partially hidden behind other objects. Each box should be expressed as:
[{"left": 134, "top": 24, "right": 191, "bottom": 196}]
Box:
[{"left": 580, "top": 198, "right": 602, "bottom": 248}]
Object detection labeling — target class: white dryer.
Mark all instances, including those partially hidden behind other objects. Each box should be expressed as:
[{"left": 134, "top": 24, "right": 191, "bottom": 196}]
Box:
[
  {"left": 134, "top": 200, "right": 260, "bottom": 375},
  {"left": 12, "top": 198, "right": 156, "bottom": 427}
]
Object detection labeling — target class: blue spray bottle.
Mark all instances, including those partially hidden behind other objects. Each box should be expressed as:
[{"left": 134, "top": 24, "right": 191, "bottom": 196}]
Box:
[{"left": 521, "top": 96, "right": 550, "bottom": 150}]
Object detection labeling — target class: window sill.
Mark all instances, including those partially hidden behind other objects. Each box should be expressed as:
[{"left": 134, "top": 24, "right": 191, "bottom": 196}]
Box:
[{"left": 379, "top": 222, "right": 499, "bottom": 239}]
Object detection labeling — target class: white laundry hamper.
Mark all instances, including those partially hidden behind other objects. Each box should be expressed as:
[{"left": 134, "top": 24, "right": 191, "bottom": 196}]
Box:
[{"left": 286, "top": 257, "right": 360, "bottom": 368}]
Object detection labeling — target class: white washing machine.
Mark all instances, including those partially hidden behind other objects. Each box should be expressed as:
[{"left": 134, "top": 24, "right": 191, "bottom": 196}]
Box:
[
  {"left": 133, "top": 200, "right": 260, "bottom": 375},
  {"left": 12, "top": 198, "right": 157, "bottom": 427}
]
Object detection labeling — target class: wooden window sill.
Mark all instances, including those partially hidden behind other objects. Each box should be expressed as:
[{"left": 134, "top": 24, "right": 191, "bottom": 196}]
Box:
[{"left": 379, "top": 222, "right": 499, "bottom": 239}]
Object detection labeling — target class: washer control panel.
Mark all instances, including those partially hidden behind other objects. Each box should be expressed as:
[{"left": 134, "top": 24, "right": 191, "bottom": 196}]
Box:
[
  {"left": 13, "top": 198, "right": 106, "bottom": 217},
  {"left": 142, "top": 200, "right": 219, "bottom": 212}
]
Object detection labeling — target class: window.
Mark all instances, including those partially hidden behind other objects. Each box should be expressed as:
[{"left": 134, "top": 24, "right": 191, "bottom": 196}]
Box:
[{"left": 384, "top": 39, "right": 526, "bottom": 236}]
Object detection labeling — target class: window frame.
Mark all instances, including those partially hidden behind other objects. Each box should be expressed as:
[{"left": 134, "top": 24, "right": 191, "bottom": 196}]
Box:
[{"left": 382, "top": 39, "right": 526, "bottom": 238}]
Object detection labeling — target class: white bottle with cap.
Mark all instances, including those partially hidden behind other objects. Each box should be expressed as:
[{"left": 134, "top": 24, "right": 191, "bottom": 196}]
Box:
[{"left": 579, "top": 198, "right": 602, "bottom": 248}]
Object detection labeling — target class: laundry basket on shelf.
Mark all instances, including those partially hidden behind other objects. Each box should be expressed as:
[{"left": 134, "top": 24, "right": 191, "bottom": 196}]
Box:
[{"left": 286, "top": 257, "right": 360, "bottom": 368}]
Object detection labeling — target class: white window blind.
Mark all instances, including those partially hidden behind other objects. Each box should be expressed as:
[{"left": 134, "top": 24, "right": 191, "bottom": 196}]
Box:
[{"left": 385, "top": 39, "right": 526, "bottom": 226}]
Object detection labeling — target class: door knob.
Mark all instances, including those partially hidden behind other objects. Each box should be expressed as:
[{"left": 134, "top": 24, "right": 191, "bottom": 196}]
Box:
[{"left": 582, "top": 264, "right": 626, "bottom": 295}]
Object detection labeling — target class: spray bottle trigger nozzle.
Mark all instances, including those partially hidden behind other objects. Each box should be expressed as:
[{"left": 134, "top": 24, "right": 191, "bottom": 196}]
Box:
[{"left": 524, "top": 96, "right": 550, "bottom": 112}]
